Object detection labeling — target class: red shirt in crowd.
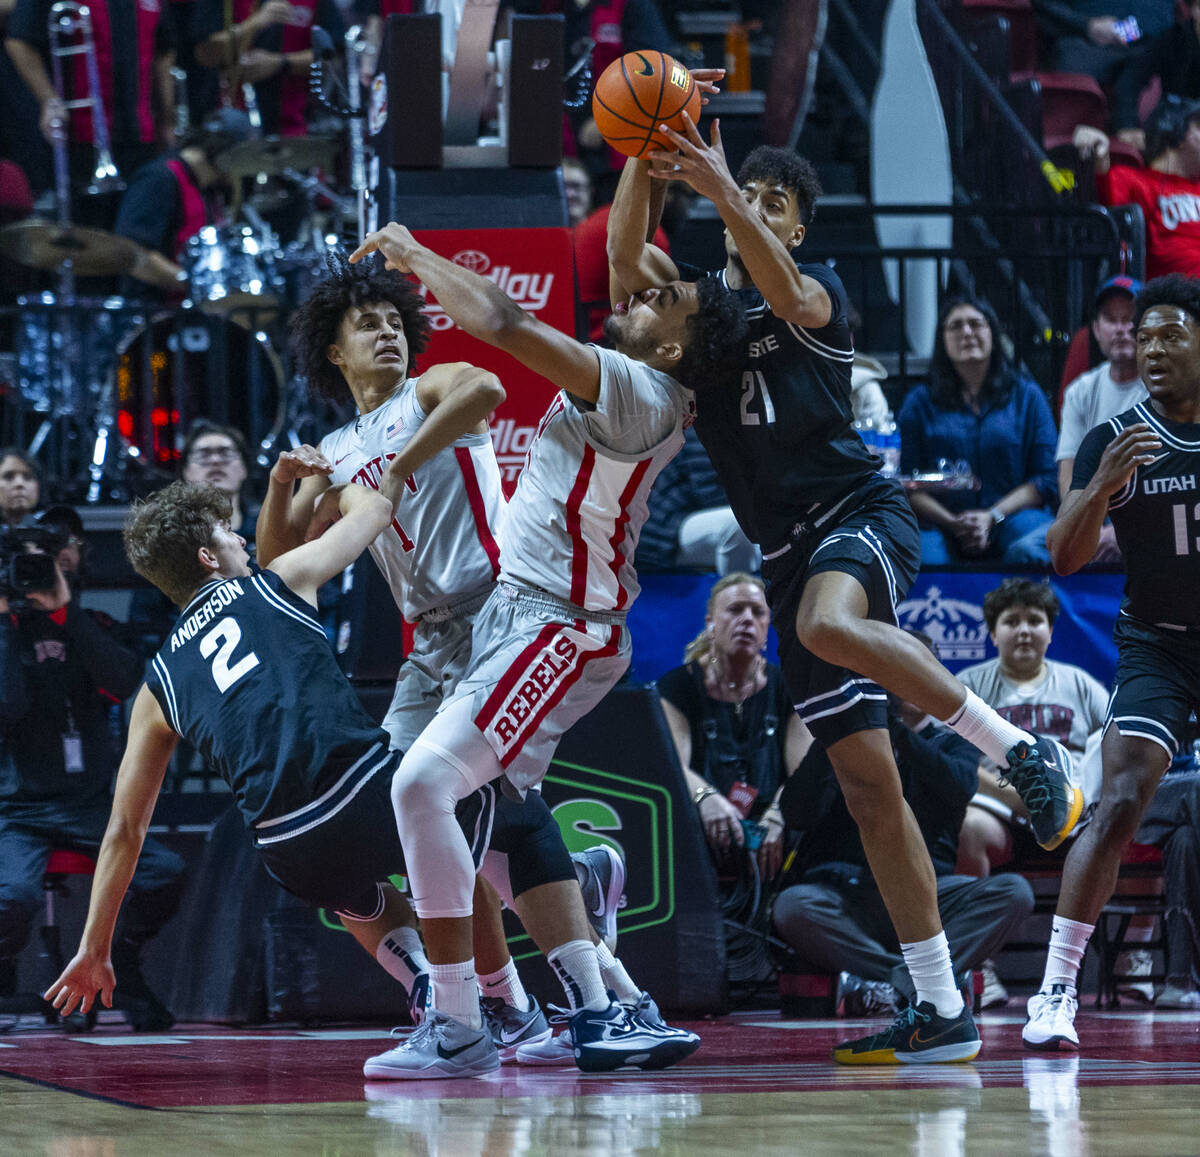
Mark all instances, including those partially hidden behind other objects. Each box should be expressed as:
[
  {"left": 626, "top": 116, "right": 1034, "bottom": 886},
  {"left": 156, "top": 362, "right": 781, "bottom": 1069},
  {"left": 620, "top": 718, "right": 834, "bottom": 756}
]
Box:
[{"left": 1098, "top": 165, "right": 1200, "bottom": 279}]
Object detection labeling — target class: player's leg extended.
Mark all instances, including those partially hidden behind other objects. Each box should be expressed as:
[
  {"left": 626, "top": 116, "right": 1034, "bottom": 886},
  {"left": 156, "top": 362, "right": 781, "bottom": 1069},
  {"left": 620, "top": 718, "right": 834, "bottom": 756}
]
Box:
[
  {"left": 796, "top": 571, "right": 1082, "bottom": 850},
  {"left": 1024, "top": 727, "right": 1167, "bottom": 1052},
  {"left": 338, "top": 883, "right": 431, "bottom": 1026}
]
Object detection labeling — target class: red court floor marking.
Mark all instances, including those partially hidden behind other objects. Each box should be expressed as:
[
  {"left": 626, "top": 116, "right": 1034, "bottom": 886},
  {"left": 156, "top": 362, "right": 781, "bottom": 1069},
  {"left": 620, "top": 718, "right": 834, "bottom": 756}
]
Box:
[{"left": 2, "top": 1011, "right": 1200, "bottom": 1109}]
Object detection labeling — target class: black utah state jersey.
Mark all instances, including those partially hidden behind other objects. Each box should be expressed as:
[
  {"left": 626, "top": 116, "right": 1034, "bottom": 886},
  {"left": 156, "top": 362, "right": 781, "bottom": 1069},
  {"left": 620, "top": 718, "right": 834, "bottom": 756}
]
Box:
[
  {"left": 144, "top": 567, "right": 389, "bottom": 827},
  {"left": 677, "top": 258, "right": 878, "bottom": 549},
  {"left": 1073, "top": 401, "right": 1200, "bottom": 629}
]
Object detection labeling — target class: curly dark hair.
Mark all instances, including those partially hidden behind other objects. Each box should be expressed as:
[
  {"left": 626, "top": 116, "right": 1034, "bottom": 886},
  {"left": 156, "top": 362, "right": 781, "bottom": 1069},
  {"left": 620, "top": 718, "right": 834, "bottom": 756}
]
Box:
[
  {"left": 124, "top": 481, "right": 232, "bottom": 607},
  {"left": 1133, "top": 274, "right": 1200, "bottom": 330},
  {"left": 982, "top": 576, "right": 1059, "bottom": 633},
  {"left": 928, "top": 295, "right": 1018, "bottom": 411},
  {"left": 288, "top": 250, "right": 432, "bottom": 403},
  {"left": 736, "top": 146, "right": 823, "bottom": 227},
  {"left": 674, "top": 276, "right": 749, "bottom": 394}
]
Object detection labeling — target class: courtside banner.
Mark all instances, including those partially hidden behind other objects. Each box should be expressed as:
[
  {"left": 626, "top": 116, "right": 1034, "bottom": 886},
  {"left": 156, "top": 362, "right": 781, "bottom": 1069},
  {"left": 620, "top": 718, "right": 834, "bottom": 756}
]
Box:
[{"left": 414, "top": 227, "right": 576, "bottom": 494}]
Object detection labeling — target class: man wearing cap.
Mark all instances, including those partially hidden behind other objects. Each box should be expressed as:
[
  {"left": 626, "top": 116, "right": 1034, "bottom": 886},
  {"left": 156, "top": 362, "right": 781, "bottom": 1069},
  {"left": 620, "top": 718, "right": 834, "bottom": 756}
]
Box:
[
  {"left": 1074, "top": 97, "right": 1200, "bottom": 280},
  {"left": 1057, "top": 275, "right": 1148, "bottom": 563}
]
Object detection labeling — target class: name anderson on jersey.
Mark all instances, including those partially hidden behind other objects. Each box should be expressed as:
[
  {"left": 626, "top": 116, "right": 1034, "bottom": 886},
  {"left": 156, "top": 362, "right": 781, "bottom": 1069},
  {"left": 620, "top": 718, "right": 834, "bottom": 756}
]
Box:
[{"left": 170, "top": 580, "right": 245, "bottom": 651}]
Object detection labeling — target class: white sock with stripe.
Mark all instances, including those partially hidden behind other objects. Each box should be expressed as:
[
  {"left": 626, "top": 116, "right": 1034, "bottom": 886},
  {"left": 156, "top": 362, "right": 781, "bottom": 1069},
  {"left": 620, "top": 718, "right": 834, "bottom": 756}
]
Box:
[
  {"left": 375, "top": 926, "right": 429, "bottom": 993},
  {"left": 547, "top": 939, "right": 608, "bottom": 1012},
  {"left": 429, "top": 958, "right": 482, "bottom": 1029},
  {"left": 595, "top": 940, "right": 640, "bottom": 1005}
]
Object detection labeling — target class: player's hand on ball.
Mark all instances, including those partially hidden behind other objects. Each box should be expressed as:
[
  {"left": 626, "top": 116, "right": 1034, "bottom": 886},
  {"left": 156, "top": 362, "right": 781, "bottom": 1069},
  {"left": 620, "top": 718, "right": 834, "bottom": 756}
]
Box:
[
  {"left": 45, "top": 951, "right": 114, "bottom": 1017},
  {"left": 646, "top": 115, "right": 736, "bottom": 202},
  {"left": 689, "top": 67, "right": 724, "bottom": 103},
  {"left": 272, "top": 445, "right": 332, "bottom": 486},
  {"left": 350, "top": 223, "right": 421, "bottom": 273}
]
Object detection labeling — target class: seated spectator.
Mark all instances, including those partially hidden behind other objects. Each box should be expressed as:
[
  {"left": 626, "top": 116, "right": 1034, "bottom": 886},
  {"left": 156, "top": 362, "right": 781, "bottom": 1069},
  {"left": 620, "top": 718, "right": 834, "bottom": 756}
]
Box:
[
  {"left": 179, "top": 420, "right": 257, "bottom": 542},
  {"left": 1057, "top": 274, "right": 1146, "bottom": 564},
  {"left": 639, "top": 428, "right": 759, "bottom": 575},
  {"left": 0, "top": 449, "right": 39, "bottom": 529},
  {"left": 772, "top": 630, "right": 1035, "bottom": 1015},
  {"left": 898, "top": 297, "right": 1058, "bottom": 567},
  {"left": 956, "top": 578, "right": 1108, "bottom": 1008},
  {"left": 1156, "top": 0, "right": 1200, "bottom": 103},
  {"left": 1032, "top": 0, "right": 1176, "bottom": 143},
  {"left": 1133, "top": 740, "right": 1200, "bottom": 1008},
  {"left": 657, "top": 573, "right": 810, "bottom": 882},
  {"left": 1074, "top": 97, "right": 1200, "bottom": 279}
]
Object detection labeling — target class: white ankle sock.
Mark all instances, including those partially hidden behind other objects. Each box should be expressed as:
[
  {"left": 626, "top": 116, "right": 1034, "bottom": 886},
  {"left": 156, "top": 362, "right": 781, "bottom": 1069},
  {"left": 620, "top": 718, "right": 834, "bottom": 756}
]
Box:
[
  {"left": 595, "top": 941, "right": 640, "bottom": 1005},
  {"left": 546, "top": 939, "right": 608, "bottom": 1012},
  {"left": 478, "top": 959, "right": 531, "bottom": 1012},
  {"left": 429, "top": 959, "right": 481, "bottom": 1028},
  {"left": 1042, "top": 916, "right": 1094, "bottom": 993},
  {"left": 901, "top": 931, "right": 964, "bottom": 1019},
  {"left": 375, "top": 927, "right": 428, "bottom": 992},
  {"left": 945, "top": 688, "right": 1035, "bottom": 766}
]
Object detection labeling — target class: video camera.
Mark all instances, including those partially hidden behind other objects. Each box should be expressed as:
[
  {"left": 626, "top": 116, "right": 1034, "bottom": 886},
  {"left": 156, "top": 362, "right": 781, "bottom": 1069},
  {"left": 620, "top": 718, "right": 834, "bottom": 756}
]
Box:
[{"left": 0, "top": 522, "right": 68, "bottom": 601}]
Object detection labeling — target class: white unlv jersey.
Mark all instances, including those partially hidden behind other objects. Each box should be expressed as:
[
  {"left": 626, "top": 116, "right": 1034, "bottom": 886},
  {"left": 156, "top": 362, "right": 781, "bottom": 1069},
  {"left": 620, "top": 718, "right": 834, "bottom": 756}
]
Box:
[
  {"left": 501, "top": 346, "right": 694, "bottom": 613},
  {"left": 319, "top": 378, "right": 505, "bottom": 620}
]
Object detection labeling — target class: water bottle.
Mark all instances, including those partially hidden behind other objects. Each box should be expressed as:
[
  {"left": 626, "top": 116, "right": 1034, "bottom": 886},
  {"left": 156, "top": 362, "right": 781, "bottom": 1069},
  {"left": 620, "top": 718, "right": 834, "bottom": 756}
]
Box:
[
  {"left": 878, "top": 411, "right": 901, "bottom": 478},
  {"left": 855, "top": 416, "right": 881, "bottom": 460}
]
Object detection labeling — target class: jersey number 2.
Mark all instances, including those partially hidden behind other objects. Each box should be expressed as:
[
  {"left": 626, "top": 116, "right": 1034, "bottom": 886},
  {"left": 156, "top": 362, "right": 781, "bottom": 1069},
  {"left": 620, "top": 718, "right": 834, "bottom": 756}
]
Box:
[
  {"left": 739, "top": 371, "right": 776, "bottom": 426},
  {"left": 200, "top": 619, "right": 261, "bottom": 693}
]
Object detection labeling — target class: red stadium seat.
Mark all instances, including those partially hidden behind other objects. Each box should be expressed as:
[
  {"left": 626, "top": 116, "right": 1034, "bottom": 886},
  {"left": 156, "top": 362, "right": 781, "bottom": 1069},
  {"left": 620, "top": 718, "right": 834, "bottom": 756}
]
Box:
[{"left": 1009, "top": 71, "right": 1109, "bottom": 150}]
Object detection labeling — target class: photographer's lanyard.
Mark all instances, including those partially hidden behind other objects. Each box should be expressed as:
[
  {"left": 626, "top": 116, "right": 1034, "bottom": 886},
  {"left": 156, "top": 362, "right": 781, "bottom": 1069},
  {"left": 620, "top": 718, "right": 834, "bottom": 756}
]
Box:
[{"left": 62, "top": 706, "right": 83, "bottom": 773}]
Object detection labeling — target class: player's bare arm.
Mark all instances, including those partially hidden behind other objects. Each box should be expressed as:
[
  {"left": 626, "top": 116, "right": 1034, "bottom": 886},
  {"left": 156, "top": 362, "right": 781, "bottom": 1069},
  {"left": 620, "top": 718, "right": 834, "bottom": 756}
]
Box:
[
  {"left": 44, "top": 687, "right": 179, "bottom": 1017},
  {"left": 255, "top": 445, "right": 334, "bottom": 565},
  {"left": 1047, "top": 424, "right": 1161, "bottom": 574},
  {"left": 606, "top": 157, "right": 681, "bottom": 299},
  {"left": 351, "top": 224, "right": 603, "bottom": 403},
  {"left": 270, "top": 483, "right": 393, "bottom": 603},
  {"left": 648, "top": 115, "right": 831, "bottom": 327}
]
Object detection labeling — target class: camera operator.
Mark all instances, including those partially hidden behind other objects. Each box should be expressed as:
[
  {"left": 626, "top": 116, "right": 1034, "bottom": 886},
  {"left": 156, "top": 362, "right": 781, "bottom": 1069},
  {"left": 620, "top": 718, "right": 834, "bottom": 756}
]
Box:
[{"left": 0, "top": 513, "right": 184, "bottom": 1031}]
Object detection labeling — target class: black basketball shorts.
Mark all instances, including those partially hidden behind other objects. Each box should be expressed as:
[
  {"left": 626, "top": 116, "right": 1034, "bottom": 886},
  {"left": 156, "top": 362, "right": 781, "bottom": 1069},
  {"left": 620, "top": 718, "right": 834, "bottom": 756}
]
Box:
[
  {"left": 1106, "top": 614, "right": 1200, "bottom": 765},
  {"left": 254, "top": 750, "right": 496, "bottom": 921},
  {"left": 761, "top": 477, "right": 921, "bottom": 747},
  {"left": 487, "top": 787, "right": 577, "bottom": 899}
]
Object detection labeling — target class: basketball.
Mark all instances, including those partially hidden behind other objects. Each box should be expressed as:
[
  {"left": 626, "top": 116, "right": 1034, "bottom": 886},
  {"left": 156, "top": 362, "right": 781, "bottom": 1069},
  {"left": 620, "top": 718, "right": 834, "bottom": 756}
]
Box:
[{"left": 592, "top": 50, "right": 701, "bottom": 159}]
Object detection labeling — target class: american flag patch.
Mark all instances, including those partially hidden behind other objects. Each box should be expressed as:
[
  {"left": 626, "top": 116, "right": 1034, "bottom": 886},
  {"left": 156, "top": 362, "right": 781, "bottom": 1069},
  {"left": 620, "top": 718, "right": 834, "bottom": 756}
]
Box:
[{"left": 386, "top": 418, "right": 405, "bottom": 439}]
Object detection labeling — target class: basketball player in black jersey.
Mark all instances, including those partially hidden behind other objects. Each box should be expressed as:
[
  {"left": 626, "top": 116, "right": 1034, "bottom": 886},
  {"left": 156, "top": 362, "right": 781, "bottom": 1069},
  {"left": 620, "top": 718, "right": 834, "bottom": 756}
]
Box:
[
  {"left": 608, "top": 126, "right": 1083, "bottom": 1063},
  {"left": 1024, "top": 274, "right": 1200, "bottom": 1052},
  {"left": 42, "top": 464, "right": 516, "bottom": 1077}
]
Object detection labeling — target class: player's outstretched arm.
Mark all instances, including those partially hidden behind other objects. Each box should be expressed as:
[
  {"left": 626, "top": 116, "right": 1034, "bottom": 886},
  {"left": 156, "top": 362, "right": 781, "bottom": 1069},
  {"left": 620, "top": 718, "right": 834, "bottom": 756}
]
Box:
[
  {"left": 351, "top": 224, "right": 603, "bottom": 403},
  {"left": 381, "top": 362, "right": 505, "bottom": 497},
  {"left": 256, "top": 446, "right": 334, "bottom": 566},
  {"left": 269, "top": 483, "right": 393, "bottom": 603},
  {"left": 44, "top": 687, "right": 178, "bottom": 1018},
  {"left": 607, "top": 157, "right": 680, "bottom": 300},
  {"left": 1047, "top": 423, "right": 1161, "bottom": 574},
  {"left": 648, "top": 114, "right": 830, "bottom": 327}
]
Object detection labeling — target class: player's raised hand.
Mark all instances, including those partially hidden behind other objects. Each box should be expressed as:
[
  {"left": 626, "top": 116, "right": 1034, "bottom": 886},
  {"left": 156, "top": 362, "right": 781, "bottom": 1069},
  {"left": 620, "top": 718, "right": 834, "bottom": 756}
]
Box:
[
  {"left": 1090, "top": 423, "right": 1162, "bottom": 497},
  {"left": 646, "top": 114, "right": 736, "bottom": 204},
  {"left": 689, "top": 67, "right": 725, "bottom": 103},
  {"left": 271, "top": 445, "right": 332, "bottom": 487},
  {"left": 350, "top": 224, "right": 422, "bottom": 273},
  {"left": 45, "top": 950, "right": 114, "bottom": 1017}
]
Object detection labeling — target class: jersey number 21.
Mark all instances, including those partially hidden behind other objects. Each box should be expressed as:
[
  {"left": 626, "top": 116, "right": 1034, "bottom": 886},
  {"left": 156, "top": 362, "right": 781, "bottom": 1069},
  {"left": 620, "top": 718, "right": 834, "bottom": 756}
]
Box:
[{"left": 740, "top": 371, "right": 776, "bottom": 426}]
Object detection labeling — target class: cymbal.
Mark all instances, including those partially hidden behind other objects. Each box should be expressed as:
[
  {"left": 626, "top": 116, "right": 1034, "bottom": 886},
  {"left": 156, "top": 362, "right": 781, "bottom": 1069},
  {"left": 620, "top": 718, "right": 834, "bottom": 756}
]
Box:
[
  {"left": 216, "top": 135, "right": 338, "bottom": 178},
  {"left": 0, "top": 219, "right": 139, "bottom": 276}
]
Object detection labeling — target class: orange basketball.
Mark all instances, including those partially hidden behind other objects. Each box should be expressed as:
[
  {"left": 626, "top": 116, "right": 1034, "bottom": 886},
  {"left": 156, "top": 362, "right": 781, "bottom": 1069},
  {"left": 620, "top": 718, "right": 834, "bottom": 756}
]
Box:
[{"left": 592, "top": 50, "right": 701, "bottom": 159}]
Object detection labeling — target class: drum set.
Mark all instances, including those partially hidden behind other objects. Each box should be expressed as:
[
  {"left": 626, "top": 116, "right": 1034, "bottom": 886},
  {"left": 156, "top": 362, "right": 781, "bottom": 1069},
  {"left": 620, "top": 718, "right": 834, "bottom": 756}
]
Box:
[{"left": 0, "top": 134, "right": 352, "bottom": 502}]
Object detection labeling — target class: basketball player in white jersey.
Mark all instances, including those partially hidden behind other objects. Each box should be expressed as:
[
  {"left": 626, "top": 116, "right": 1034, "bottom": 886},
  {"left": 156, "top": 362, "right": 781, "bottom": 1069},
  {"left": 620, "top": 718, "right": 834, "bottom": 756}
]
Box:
[
  {"left": 259, "top": 253, "right": 699, "bottom": 1075},
  {"left": 346, "top": 221, "right": 748, "bottom": 1077}
]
